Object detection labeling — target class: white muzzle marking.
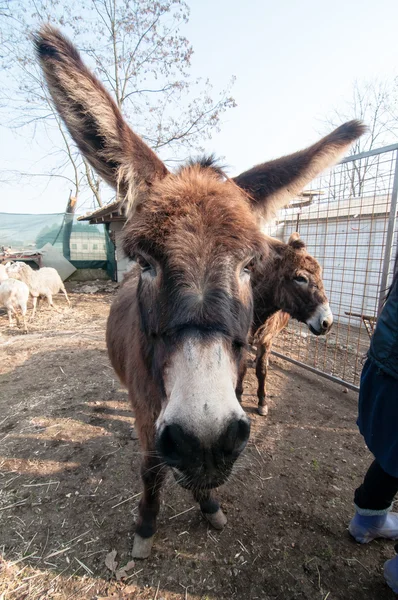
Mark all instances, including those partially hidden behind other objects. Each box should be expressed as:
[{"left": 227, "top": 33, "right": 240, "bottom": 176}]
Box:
[
  {"left": 158, "top": 337, "right": 245, "bottom": 443},
  {"left": 306, "top": 302, "right": 333, "bottom": 334}
]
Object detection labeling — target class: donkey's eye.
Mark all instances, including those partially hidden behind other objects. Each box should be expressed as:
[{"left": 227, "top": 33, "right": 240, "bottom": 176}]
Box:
[
  {"left": 242, "top": 259, "right": 255, "bottom": 275},
  {"left": 294, "top": 275, "right": 308, "bottom": 284},
  {"left": 135, "top": 254, "right": 155, "bottom": 274}
]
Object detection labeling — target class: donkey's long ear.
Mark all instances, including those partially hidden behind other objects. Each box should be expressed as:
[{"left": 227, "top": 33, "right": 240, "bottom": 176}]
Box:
[
  {"left": 288, "top": 232, "right": 306, "bottom": 250},
  {"left": 233, "top": 121, "right": 365, "bottom": 222},
  {"left": 34, "top": 26, "right": 168, "bottom": 212}
]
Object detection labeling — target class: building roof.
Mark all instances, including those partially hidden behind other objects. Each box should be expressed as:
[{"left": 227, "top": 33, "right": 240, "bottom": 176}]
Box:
[
  {"left": 280, "top": 194, "right": 391, "bottom": 223},
  {"left": 78, "top": 200, "right": 125, "bottom": 224}
]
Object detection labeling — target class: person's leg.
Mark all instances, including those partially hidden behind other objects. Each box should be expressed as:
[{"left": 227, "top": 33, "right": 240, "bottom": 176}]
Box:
[
  {"left": 349, "top": 460, "right": 398, "bottom": 543},
  {"left": 355, "top": 460, "right": 398, "bottom": 512}
]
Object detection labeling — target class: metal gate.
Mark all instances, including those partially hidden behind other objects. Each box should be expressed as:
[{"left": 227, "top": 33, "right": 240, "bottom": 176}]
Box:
[{"left": 264, "top": 143, "right": 398, "bottom": 391}]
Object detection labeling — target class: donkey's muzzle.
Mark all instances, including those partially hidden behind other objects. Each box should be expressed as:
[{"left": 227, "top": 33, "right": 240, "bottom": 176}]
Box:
[
  {"left": 307, "top": 303, "right": 333, "bottom": 336},
  {"left": 309, "top": 321, "right": 333, "bottom": 336},
  {"left": 156, "top": 418, "right": 250, "bottom": 488}
]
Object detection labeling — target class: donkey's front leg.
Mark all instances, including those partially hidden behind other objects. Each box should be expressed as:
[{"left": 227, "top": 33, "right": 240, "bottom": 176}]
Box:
[
  {"left": 132, "top": 452, "right": 167, "bottom": 559},
  {"left": 255, "top": 342, "right": 270, "bottom": 416},
  {"left": 235, "top": 352, "right": 247, "bottom": 404},
  {"left": 193, "top": 489, "right": 227, "bottom": 530}
]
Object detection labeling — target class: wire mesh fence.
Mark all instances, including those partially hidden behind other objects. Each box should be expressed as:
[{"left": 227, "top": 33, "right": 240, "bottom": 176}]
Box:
[{"left": 263, "top": 144, "right": 398, "bottom": 390}]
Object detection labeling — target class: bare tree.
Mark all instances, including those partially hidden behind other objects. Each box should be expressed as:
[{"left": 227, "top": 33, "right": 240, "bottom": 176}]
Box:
[
  {"left": 0, "top": 0, "right": 10, "bottom": 17},
  {"left": 323, "top": 80, "right": 397, "bottom": 197},
  {"left": 0, "top": 0, "right": 236, "bottom": 209}
]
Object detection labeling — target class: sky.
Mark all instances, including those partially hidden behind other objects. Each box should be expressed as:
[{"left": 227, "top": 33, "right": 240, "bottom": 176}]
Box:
[{"left": 1, "top": 0, "right": 398, "bottom": 215}]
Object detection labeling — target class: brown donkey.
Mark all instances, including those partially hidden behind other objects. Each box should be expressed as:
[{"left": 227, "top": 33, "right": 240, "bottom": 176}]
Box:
[
  {"left": 236, "top": 233, "right": 332, "bottom": 415},
  {"left": 35, "top": 25, "right": 364, "bottom": 558}
]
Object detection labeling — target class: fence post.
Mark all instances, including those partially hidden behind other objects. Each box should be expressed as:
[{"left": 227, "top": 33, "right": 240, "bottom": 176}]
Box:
[{"left": 378, "top": 149, "right": 398, "bottom": 316}]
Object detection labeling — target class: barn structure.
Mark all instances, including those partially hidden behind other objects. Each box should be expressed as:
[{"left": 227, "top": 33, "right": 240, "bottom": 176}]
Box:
[
  {"left": 0, "top": 211, "right": 110, "bottom": 272},
  {"left": 78, "top": 200, "right": 129, "bottom": 282}
]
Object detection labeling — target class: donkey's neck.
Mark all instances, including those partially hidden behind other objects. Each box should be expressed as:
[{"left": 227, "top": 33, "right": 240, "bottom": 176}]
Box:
[{"left": 252, "top": 249, "right": 282, "bottom": 330}]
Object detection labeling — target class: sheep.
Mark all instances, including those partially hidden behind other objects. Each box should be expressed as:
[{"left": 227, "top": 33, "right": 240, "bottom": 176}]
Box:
[
  {"left": 0, "top": 264, "right": 8, "bottom": 283},
  {"left": 6, "top": 261, "right": 70, "bottom": 319},
  {"left": 0, "top": 265, "right": 29, "bottom": 332}
]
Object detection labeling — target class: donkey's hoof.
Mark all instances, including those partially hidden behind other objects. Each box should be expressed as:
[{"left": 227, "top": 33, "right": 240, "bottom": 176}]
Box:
[
  {"left": 257, "top": 404, "right": 268, "bottom": 416},
  {"left": 204, "top": 508, "right": 227, "bottom": 530},
  {"left": 132, "top": 534, "right": 154, "bottom": 559}
]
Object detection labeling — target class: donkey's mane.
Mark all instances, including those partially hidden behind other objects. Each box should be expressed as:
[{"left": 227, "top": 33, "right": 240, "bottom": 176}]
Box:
[{"left": 182, "top": 155, "right": 227, "bottom": 179}]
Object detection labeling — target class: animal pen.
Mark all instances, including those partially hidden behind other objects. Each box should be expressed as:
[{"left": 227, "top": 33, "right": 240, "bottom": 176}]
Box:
[
  {"left": 264, "top": 143, "right": 398, "bottom": 391},
  {"left": 0, "top": 212, "right": 116, "bottom": 278}
]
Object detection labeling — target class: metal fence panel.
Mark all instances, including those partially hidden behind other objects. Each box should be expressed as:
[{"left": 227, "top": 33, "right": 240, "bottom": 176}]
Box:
[{"left": 263, "top": 144, "right": 398, "bottom": 390}]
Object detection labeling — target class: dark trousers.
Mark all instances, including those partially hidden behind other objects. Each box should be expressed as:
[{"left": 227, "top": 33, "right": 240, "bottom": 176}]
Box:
[{"left": 355, "top": 460, "right": 398, "bottom": 511}]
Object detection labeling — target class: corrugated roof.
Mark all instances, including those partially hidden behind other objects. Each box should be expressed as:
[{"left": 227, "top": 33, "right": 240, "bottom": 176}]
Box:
[
  {"left": 78, "top": 199, "right": 122, "bottom": 222},
  {"left": 280, "top": 194, "right": 391, "bottom": 222}
]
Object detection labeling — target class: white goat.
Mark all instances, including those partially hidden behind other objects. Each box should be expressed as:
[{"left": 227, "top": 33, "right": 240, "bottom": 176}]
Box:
[
  {"left": 0, "top": 264, "right": 8, "bottom": 283},
  {"left": 6, "top": 262, "right": 70, "bottom": 319},
  {"left": 0, "top": 264, "right": 29, "bottom": 331}
]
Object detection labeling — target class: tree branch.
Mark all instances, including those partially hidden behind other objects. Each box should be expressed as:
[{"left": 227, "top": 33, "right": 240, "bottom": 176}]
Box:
[{"left": 83, "top": 157, "right": 103, "bottom": 207}]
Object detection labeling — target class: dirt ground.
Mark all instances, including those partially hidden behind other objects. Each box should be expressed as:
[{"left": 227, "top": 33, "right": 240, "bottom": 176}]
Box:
[{"left": 0, "top": 287, "right": 396, "bottom": 600}]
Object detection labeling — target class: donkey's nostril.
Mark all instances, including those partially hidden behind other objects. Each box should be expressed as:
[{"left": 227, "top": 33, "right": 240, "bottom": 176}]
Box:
[
  {"left": 157, "top": 418, "right": 250, "bottom": 479},
  {"left": 158, "top": 424, "right": 185, "bottom": 466},
  {"left": 221, "top": 418, "right": 251, "bottom": 456},
  {"left": 322, "top": 319, "right": 331, "bottom": 330},
  {"left": 157, "top": 424, "right": 200, "bottom": 467}
]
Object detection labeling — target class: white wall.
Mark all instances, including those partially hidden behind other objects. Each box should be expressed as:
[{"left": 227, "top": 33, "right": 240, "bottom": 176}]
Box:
[{"left": 110, "top": 222, "right": 133, "bottom": 282}]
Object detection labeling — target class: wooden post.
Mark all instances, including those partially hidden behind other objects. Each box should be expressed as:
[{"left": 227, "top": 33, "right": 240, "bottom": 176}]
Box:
[{"left": 63, "top": 192, "right": 77, "bottom": 261}]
